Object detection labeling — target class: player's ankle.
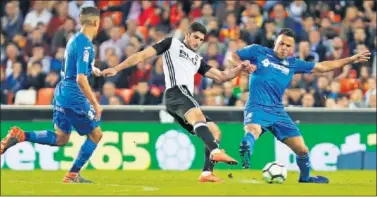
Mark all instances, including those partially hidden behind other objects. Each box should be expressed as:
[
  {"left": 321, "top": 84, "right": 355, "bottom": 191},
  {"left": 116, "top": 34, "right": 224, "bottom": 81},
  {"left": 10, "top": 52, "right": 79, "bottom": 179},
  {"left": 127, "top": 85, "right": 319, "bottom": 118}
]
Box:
[
  {"left": 210, "top": 148, "right": 221, "bottom": 155},
  {"left": 201, "top": 171, "right": 212, "bottom": 176}
]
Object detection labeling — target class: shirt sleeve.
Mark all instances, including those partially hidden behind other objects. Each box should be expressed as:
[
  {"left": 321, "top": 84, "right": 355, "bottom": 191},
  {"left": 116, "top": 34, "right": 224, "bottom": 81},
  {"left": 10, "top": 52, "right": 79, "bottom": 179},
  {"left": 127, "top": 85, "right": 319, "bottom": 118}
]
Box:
[
  {"left": 294, "top": 58, "right": 316, "bottom": 74},
  {"left": 197, "top": 60, "right": 212, "bottom": 76},
  {"left": 235, "top": 44, "right": 260, "bottom": 61},
  {"left": 76, "top": 42, "right": 91, "bottom": 75},
  {"left": 152, "top": 37, "right": 173, "bottom": 55}
]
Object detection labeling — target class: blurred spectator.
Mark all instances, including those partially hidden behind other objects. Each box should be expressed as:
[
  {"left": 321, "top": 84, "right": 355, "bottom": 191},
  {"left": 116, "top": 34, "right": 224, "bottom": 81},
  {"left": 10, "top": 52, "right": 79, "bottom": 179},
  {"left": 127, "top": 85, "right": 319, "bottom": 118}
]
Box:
[
  {"left": 198, "top": 30, "right": 227, "bottom": 57},
  {"left": 325, "top": 98, "right": 337, "bottom": 108},
  {"left": 297, "top": 14, "right": 315, "bottom": 43},
  {"left": 235, "top": 91, "right": 249, "bottom": 107},
  {"left": 336, "top": 95, "right": 350, "bottom": 108},
  {"left": 189, "top": 1, "right": 202, "bottom": 21},
  {"left": 44, "top": 71, "right": 59, "bottom": 88},
  {"left": 68, "top": 0, "right": 95, "bottom": 28},
  {"left": 364, "top": 77, "right": 376, "bottom": 106},
  {"left": 23, "top": 1, "right": 52, "bottom": 33},
  {"left": 2, "top": 42, "right": 25, "bottom": 77},
  {"left": 241, "top": 2, "right": 263, "bottom": 28},
  {"left": 288, "top": 0, "right": 307, "bottom": 23},
  {"left": 129, "top": 80, "right": 161, "bottom": 105},
  {"left": 26, "top": 61, "right": 46, "bottom": 90},
  {"left": 215, "top": 1, "right": 240, "bottom": 26},
  {"left": 138, "top": 1, "right": 161, "bottom": 27},
  {"left": 24, "top": 27, "right": 50, "bottom": 57},
  {"left": 271, "top": 3, "right": 298, "bottom": 33},
  {"left": 301, "top": 93, "right": 315, "bottom": 107},
  {"left": 296, "top": 40, "right": 319, "bottom": 62},
  {"left": 51, "top": 17, "right": 75, "bottom": 53},
  {"left": 220, "top": 13, "right": 241, "bottom": 42},
  {"left": 313, "top": 76, "right": 330, "bottom": 107},
  {"left": 46, "top": 1, "right": 69, "bottom": 39},
  {"left": 0, "top": 33, "right": 6, "bottom": 63},
  {"left": 50, "top": 47, "right": 65, "bottom": 72},
  {"left": 203, "top": 43, "right": 224, "bottom": 65},
  {"left": 99, "top": 26, "right": 124, "bottom": 61},
  {"left": 240, "top": 16, "right": 263, "bottom": 45},
  {"left": 349, "top": 28, "right": 367, "bottom": 54},
  {"left": 260, "top": 20, "right": 277, "bottom": 48},
  {"left": 108, "top": 96, "right": 123, "bottom": 105},
  {"left": 195, "top": 3, "right": 216, "bottom": 27},
  {"left": 7, "top": 61, "right": 27, "bottom": 94},
  {"left": 1, "top": 1, "right": 24, "bottom": 40},
  {"left": 127, "top": 62, "right": 151, "bottom": 88},
  {"left": 94, "top": 16, "right": 113, "bottom": 44},
  {"left": 309, "top": 30, "right": 327, "bottom": 61},
  {"left": 104, "top": 55, "right": 122, "bottom": 84},
  {"left": 349, "top": 89, "right": 366, "bottom": 108},
  {"left": 169, "top": 2, "right": 185, "bottom": 28},
  {"left": 120, "top": 19, "right": 144, "bottom": 48},
  {"left": 172, "top": 17, "right": 190, "bottom": 41},
  {"left": 340, "top": 6, "right": 359, "bottom": 41},
  {"left": 149, "top": 56, "right": 165, "bottom": 93},
  {"left": 223, "top": 81, "right": 237, "bottom": 106},
  {"left": 100, "top": 1, "right": 133, "bottom": 26},
  {"left": 100, "top": 82, "right": 124, "bottom": 105},
  {"left": 1, "top": 67, "right": 9, "bottom": 104},
  {"left": 327, "top": 80, "right": 344, "bottom": 100}
]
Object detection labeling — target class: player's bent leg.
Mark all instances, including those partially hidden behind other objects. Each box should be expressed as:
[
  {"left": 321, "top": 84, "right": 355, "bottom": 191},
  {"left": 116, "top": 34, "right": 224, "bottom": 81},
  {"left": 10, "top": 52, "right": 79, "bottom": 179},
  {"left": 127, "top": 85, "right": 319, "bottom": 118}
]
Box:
[
  {"left": 240, "top": 124, "right": 262, "bottom": 169},
  {"left": 63, "top": 127, "right": 103, "bottom": 184},
  {"left": 283, "top": 136, "right": 329, "bottom": 184},
  {"left": 0, "top": 125, "right": 71, "bottom": 155},
  {"left": 199, "top": 122, "right": 223, "bottom": 183},
  {"left": 184, "top": 108, "right": 237, "bottom": 165}
]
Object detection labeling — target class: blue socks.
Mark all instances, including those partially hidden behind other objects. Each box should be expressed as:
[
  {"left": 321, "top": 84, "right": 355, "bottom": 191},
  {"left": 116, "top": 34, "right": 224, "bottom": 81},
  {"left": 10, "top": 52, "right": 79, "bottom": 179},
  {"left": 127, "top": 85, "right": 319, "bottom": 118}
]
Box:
[
  {"left": 24, "top": 130, "right": 57, "bottom": 146},
  {"left": 243, "top": 132, "right": 256, "bottom": 155},
  {"left": 296, "top": 154, "right": 311, "bottom": 181},
  {"left": 70, "top": 138, "right": 97, "bottom": 173}
]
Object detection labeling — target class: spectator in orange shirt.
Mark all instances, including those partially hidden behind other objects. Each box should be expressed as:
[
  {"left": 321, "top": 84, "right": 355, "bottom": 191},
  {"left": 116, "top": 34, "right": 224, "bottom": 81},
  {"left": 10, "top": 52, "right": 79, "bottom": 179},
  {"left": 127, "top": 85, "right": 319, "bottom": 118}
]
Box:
[{"left": 220, "top": 13, "right": 241, "bottom": 43}]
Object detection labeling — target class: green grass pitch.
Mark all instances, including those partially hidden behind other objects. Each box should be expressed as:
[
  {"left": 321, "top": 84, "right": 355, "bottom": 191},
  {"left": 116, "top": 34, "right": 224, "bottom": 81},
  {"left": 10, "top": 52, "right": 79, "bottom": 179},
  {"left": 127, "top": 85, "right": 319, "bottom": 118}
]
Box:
[{"left": 1, "top": 170, "right": 376, "bottom": 195}]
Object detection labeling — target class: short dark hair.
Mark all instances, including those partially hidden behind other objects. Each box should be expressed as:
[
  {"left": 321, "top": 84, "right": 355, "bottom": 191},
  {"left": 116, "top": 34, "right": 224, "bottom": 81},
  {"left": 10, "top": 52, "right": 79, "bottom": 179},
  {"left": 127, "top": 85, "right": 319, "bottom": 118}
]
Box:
[
  {"left": 278, "top": 28, "right": 295, "bottom": 39},
  {"left": 79, "top": 6, "right": 100, "bottom": 25},
  {"left": 189, "top": 22, "right": 207, "bottom": 35}
]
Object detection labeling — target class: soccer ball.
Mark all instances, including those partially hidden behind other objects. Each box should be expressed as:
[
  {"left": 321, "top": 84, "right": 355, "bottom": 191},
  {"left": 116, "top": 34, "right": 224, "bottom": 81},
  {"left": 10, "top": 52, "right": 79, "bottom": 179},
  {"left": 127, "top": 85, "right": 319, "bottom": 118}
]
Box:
[
  {"left": 262, "top": 161, "right": 288, "bottom": 184},
  {"left": 155, "top": 130, "right": 196, "bottom": 170}
]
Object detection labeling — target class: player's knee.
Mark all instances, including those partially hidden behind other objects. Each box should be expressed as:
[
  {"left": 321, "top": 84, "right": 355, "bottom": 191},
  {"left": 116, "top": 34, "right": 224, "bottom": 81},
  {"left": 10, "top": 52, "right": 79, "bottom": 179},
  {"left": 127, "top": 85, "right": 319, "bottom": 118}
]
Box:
[
  {"left": 244, "top": 124, "right": 262, "bottom": 139},
  {"left": 296, "top": 146, "right": 309, "bottom": 156},
  {"left": 55, "top": 134, "right": 70, "bottom": 146},
  {"left": 88, "top": 127, "right": 103, "bottom": 143},
  {"left": 185, "top": 108, "right": 206, "bottom": 125}
]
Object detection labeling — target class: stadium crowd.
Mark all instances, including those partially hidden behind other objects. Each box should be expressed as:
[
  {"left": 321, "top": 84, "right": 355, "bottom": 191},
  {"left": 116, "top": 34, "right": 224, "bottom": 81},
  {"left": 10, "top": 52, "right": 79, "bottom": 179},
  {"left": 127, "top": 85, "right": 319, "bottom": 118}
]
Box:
[{"left": 1, "top": 0, "right": 376, "bottom": 108}]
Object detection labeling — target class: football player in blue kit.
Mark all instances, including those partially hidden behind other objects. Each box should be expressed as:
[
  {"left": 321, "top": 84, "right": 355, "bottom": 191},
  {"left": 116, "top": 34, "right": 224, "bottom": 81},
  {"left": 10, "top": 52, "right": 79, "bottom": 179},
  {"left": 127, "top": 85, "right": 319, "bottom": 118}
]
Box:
[
  {"left": 229, "top": 28, "right": 371, "bottom": 183},
  {"left": 0, "top": 6, "right": 104, "bottom": 183}
]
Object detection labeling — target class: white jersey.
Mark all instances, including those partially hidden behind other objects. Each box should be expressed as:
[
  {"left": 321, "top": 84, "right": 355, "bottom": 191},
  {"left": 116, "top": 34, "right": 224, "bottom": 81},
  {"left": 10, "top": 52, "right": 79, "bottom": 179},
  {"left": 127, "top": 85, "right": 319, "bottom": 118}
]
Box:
[{"left": 152, "top": 37, "right": 211, "bottom": 95}]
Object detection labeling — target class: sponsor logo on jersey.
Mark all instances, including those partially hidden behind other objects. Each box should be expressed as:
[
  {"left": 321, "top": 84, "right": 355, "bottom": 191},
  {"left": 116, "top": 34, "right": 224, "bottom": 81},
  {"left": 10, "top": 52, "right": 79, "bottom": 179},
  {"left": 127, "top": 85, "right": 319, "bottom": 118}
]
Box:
[
  {"left": 179, "top": 49, "right": 199, "bottom": 65},
  {"left": 261, "top": 59, "right": 289, "bottom": 75}
]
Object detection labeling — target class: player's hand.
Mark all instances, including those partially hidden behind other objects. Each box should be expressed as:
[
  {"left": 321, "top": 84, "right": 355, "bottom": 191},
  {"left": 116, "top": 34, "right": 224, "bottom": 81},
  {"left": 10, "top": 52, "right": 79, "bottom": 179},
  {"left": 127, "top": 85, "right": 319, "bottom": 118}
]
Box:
[
  {"left": 240, "top": 60, "right": 257, "bottom": 74},
  {"left": 92, "top": 67, "right": 102, "bottom": 77},
  {"left": 94, "top": 104, "right": 103, "bottom": 121},
  {"left": 351, "top": 50, "right": 371, "bottom": 64},
  {"left": 102, "top": 67, "right": 118, "bottom": 77}
]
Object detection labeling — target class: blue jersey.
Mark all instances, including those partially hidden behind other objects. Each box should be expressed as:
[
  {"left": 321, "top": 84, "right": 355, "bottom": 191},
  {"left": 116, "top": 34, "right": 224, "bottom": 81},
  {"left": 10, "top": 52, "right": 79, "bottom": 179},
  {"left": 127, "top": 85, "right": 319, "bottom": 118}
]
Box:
[
  {"left": 236, "top": 44, "right": 315, "bottom": 110},
  {"left": 54, "top": 32, "right": 95, "bottom": 108}
]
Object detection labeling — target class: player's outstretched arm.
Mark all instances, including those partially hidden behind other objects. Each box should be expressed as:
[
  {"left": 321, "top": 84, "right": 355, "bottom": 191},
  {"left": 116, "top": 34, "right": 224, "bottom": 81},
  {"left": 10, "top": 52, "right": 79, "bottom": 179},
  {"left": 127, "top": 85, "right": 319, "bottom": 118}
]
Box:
[
  {"left": 102, "top": 46, "right": 158, "bottom": 77},
  {"left": 312, "top": 50, "right": 371, "bottom": 73},
  {"left": 204, "top": 64, "right": 248, "bottom": 83},
  {"left": 102, "top": 37, "right": 172, "bottom": 77}
]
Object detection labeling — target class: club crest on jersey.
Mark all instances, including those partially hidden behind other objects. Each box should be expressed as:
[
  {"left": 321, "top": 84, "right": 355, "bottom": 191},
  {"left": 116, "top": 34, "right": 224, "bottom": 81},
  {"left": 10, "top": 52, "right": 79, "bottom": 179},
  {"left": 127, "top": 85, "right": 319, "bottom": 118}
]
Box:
[
  {"left": 179, "top": 49, "right": 199, "bottom": 65},
  {"left": 261, "top": 59, "right": 289, "bottom": 75}
]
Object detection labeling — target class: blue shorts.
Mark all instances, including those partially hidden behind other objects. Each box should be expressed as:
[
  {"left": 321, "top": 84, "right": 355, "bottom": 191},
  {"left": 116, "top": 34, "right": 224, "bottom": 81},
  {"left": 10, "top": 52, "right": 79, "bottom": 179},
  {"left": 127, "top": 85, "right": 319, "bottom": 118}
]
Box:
[
  {"left": 53, "top": 103, "right": 100, "bottom": 136},
  {"left": 244, "top": 107, "right": 300, "bottom": 141}
]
